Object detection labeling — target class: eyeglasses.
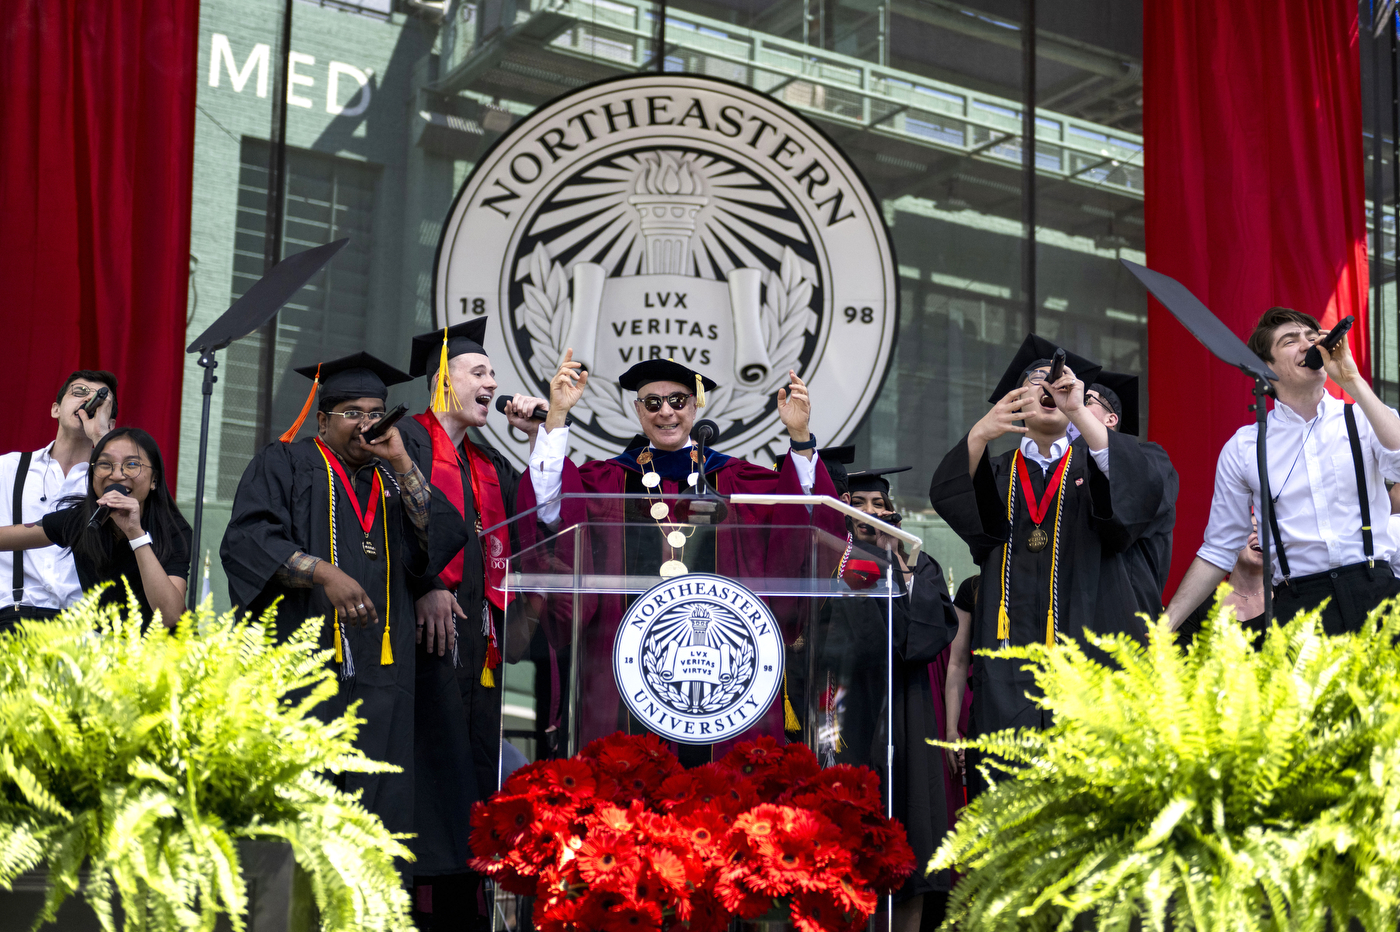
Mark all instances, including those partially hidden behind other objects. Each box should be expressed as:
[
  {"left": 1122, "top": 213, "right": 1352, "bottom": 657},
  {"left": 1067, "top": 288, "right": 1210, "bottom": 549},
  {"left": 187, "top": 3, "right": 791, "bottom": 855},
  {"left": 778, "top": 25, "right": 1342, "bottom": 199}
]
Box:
[
  {"left": 1084, "top": 394, "right": 1103, "bottom": 410},
  {"left": 325, "top": 409, "right": 387, "bottom": 423},
  {"left": 94, "top": 460, "right": 150, "bottom": 478},
  {"left": 1025, "top": 370, "right": 1051, "bottom": 385},
  {"left": 68, "top": 385, "right": 101, "bottom": 398},
  {"left": 636, "top": 392, "right": 693, "bottom": 413}
]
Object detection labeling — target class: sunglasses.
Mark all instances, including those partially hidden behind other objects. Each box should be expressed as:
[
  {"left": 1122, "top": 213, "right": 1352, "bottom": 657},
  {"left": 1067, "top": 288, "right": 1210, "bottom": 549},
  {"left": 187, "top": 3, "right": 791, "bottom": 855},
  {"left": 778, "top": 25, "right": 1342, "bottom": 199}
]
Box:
[{"left": 636, "top": 392, "right": 694, "bottom": 413}]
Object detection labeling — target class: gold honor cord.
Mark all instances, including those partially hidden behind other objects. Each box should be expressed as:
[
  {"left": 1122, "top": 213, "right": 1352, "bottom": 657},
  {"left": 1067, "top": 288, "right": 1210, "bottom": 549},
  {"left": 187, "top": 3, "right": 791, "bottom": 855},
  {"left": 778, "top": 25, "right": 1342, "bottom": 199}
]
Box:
[
  {"left": 995, "top": 447, "right": 1072, "bottom": 648},
  {"left": 316, "top": 443, "right": 393, "bottom": 669}
]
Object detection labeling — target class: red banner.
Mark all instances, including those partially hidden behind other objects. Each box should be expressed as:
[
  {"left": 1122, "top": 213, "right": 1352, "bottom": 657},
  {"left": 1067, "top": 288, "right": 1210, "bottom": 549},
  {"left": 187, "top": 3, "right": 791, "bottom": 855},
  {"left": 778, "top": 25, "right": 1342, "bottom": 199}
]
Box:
[
  {"left": 0, "top": 0, "right": 198, "bottom": 481},
  {"left": 1144, "top": 0, "right": 1369, "bottom": 598}
]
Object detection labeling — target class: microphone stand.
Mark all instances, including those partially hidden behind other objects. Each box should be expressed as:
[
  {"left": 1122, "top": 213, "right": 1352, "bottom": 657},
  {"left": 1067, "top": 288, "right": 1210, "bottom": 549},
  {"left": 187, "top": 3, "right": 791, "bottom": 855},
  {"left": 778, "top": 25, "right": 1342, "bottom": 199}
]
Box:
[
  {"left": 686, "top": 419, "right": 728, "bottom": 525},
  {"left": 187, "top": 350, "right": 218, "bottom": 613},
  {"left": 1251, "top": 375, "right": 1276, "bottom": 625}
]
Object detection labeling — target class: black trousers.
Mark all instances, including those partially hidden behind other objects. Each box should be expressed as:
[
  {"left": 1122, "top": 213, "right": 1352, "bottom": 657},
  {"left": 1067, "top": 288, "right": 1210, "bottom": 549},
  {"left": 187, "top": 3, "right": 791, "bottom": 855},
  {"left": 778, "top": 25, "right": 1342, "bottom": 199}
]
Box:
[
  {"left": 1272, "top": 562, "right": 1400, "bottom": 636},
  {"left": 0, "top": 605, "right": 62, "bottom": 635}
]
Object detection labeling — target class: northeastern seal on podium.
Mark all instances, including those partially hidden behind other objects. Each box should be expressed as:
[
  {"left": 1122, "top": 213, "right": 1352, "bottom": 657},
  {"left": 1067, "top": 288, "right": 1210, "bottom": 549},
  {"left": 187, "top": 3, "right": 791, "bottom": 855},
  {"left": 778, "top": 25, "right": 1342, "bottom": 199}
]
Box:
[
  {"left": 434, "top": 73, "right": 896, "bottom": 469},
  {"left": 614, "top": 573, "right": 783, "bottom": 745}
]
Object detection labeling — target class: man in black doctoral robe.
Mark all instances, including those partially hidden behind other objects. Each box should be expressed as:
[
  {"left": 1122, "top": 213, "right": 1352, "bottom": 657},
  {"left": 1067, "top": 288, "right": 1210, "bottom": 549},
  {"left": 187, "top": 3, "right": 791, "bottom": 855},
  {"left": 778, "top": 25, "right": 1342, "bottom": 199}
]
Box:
[
  {"left": 928, "top": 335, "right": 1165, "bottom": 796},
  {"left": 1081, "top": 372, "right": 1179, "bottom": 619},
  {"left": 812, "top": 465, "right": 957, "bottom": 932},
  {"left": 396, "top": 320, "right": 547, "bottom": 925},
  {"left": 221, "top": 352, "right": 429, "bottom": 841}
]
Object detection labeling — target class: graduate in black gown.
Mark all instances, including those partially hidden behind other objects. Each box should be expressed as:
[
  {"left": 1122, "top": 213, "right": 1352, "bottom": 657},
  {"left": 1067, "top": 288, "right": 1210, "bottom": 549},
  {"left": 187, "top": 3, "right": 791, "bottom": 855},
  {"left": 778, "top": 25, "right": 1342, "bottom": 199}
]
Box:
[
  {"left": 813, "top": 466, "right": 958, "bottom": 932},
  {"left": 1081, "top": 372, "right": 1179, "bottom": 619},
  {"left": 396, "top": 320, "right": 547, "bottom": 925},
  {"left": 928, "top": 335, "right": 1166, "bottom": 796},
  {"left": 221, "top": 353, "right": 430, "bottom": 842}
]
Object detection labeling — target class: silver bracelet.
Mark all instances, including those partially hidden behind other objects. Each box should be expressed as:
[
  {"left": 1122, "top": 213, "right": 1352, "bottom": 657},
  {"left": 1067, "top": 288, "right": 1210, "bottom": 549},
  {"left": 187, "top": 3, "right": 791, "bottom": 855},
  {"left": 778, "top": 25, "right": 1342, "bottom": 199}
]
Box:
[{"left": 128, "top": 532, "right": 153, "bottom": 551}]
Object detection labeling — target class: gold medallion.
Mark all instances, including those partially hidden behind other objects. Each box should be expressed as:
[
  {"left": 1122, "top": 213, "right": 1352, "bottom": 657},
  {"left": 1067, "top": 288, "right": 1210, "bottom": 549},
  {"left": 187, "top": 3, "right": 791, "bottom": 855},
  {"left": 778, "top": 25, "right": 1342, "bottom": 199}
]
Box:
[
  {"left": 642, "top": 472, "right": 662, "bottom": 489},
  {"left": 362, "top": 536, "right": 378, "bottom": 560},
  {"left": 660, "top": 559, "right": 688, "bottom": 578},
  {"left": 650, "top": 502, "right": 670, "bottom": 520},
  {"left": 1026, "top": 525, "right": 1049, "bottom": 553},
  {"left": 667, "top": 530, "right": 687, "bottom": 549},
  {"left": 636, "top": 450, "right": 653, "bottom": 465}
]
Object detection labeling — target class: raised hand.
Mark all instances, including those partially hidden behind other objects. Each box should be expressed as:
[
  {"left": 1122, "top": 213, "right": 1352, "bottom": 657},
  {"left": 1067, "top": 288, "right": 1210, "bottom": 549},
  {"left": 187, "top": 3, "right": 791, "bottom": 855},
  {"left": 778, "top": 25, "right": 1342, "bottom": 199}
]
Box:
[
  {"left": 503, "top": 393, "right": 548, "bottom": 435},
  {"left": 776, "top": 369, "right": 812, "bottom": 443},
  {"left": 544, "top": 349, "right": 588, "bottom": 431},
  {"left": 362, "top": 424, "right": 412, "bottom": 473},
  {"left": 1316, "top": 333, "right": 1362, "bottom": 388},
  {"left": 1044, "top": 364, "right": 1085, "bottom": 414}
]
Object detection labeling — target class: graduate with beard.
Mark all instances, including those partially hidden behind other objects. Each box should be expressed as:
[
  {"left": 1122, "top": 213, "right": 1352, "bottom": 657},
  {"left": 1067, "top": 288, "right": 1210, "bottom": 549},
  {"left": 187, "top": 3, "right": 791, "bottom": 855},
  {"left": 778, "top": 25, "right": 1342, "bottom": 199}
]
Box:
[
  {"left": 928, "top": 335, "right": 1166, "bottom": 795},
  {"left": 812, "top": 465, "right": 957, "bottom": 932},
  {"left": 397, "top": 320, "right": 547, "bottom": 925},
  {"left": 520, "top": 350, "right": 846, "bottom": 759},
  {"left": 221, "top": 352, "right": 430, "bottom": 840}
]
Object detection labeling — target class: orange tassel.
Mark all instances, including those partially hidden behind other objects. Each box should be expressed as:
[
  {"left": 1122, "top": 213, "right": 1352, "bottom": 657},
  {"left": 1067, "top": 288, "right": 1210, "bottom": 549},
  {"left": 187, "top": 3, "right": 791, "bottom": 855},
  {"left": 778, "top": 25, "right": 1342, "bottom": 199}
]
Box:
[{"left": 280, "top": 364, "right": 320, "bottom": 442}]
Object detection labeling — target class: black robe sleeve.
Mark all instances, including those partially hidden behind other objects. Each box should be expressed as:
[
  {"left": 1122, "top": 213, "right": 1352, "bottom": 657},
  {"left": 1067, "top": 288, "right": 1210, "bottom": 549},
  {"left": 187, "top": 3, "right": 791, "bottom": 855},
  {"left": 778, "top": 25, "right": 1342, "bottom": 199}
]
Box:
[
  {"left": 929, "top": 434, "right": 1010, "bottom": 564},
  {"left": 220, "top": 442, "right": 305, "bottom": 612},
  {"left": 902, "top": 552, "right": 958, "bottom": 665},
  {"left": 1084, "top": 431, "right": 1168, "bottom": 555}
]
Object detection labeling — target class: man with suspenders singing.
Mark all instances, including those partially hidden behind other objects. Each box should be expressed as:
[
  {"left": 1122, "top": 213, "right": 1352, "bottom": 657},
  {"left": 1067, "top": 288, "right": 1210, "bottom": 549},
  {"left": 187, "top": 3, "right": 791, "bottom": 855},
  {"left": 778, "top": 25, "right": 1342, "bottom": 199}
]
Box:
[
  {"left": 0, "top": 370, "right": 116, "bottom": 629},
  {"left": 1166, "top": 307, "right": 1400, "bottom": 635}
]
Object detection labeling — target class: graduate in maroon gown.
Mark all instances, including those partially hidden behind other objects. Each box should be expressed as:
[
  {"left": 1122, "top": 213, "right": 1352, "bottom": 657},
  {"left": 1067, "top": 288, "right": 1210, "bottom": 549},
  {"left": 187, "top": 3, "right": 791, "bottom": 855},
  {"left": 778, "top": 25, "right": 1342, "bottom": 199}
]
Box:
[{"left": 518, "top": 352, "right": 845, "bottom": 758}]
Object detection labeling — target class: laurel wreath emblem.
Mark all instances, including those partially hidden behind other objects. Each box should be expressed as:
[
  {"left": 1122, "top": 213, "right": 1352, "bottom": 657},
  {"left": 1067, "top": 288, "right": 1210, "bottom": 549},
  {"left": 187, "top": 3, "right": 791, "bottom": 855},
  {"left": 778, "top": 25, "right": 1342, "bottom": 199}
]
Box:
[
  {"left": 640, "top": 635, "right": 756, "bottom": 714},
  {"left": 518, "top": 239, "right": 816, "bottom": 439}
]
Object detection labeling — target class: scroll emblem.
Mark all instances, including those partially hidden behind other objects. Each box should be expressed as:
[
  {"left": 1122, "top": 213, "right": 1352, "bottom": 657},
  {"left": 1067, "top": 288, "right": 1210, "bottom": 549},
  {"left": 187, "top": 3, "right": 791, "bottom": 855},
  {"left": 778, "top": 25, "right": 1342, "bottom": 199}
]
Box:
[{"left": 434, "top": 74, "right": 897, "bottom": 468}]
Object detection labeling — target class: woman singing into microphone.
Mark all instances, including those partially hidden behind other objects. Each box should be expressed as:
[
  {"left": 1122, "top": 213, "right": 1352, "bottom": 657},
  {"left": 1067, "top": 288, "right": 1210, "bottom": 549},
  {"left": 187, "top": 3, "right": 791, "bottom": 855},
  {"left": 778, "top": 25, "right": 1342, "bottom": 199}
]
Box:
[{"left": 0, "top": 428, "right": 191, "bottom": 626}]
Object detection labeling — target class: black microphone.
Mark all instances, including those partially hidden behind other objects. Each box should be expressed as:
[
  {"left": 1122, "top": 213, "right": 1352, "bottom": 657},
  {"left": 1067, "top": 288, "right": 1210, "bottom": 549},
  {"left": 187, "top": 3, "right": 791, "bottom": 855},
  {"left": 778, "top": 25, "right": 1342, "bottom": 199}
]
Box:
[
  {"left": 361, "top": 403, "right": 407, "bottom": 443},
  {"left": 89, "top": 483, "right": 131, "bottom": 529},
  {"left": 80, "top": 386, "right": 109, "bottom": 419},
  {"left": 495, "top": 395, "right": 548, "bottom": 421},
  {"left": 1040, "top": 348, "right": 1066, "bottom": 408},
  {"left": 690, "top": 419, "right": 720, "bottom": 445},
  {"left": 1304, "top": 315, "right": 1355, "bottom": 370}
]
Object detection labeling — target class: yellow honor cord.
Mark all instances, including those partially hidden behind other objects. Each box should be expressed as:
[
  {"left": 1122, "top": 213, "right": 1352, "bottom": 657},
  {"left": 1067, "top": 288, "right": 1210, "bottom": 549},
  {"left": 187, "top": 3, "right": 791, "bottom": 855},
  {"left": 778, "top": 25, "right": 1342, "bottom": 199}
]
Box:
[
  {"left": 322, "top": 457, "right": 342, "bottom": 663},
  {"left": 316, "top": 443, "right": 393, "bottom": 668},
  {"left": 1044, "top": 447, "right": 1071, "bottom": 647},
  {"left": 379, "top": 478, "right": 393, "bottom": 664},
  {"left": 996, "top": 451, "right": 1018, "bottom": 642}
]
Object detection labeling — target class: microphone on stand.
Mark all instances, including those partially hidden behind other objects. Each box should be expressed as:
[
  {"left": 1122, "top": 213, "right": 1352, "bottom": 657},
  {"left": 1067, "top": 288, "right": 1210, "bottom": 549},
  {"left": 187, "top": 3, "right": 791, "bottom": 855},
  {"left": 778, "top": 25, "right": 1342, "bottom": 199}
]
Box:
[
  {"left": 687, "top": 419, "right": 727, "bottom": 524},
  {"left": 89, "top": 483, "right": 131, "bottom": 529},
  {"left": 1304, "top": 315, "right": 1355, "bottom": 370},
  {"left": 690, "top": 419, "right": 720, "bottom": 446}
]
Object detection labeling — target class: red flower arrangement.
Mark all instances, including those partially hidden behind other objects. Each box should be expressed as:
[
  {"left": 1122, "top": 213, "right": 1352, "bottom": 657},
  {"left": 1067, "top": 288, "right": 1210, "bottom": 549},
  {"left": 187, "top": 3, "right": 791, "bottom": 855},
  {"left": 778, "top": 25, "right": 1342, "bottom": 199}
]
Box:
[{"left": 469, "top": 733, "right": 914, "bottom": 932}]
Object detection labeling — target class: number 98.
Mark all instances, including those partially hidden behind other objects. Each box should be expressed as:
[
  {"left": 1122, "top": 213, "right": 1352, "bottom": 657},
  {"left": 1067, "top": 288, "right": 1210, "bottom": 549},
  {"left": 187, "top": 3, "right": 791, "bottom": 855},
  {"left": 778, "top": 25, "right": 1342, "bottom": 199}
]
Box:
[{"left": 844, "top": 306, "right": 875, "bottom": 323}]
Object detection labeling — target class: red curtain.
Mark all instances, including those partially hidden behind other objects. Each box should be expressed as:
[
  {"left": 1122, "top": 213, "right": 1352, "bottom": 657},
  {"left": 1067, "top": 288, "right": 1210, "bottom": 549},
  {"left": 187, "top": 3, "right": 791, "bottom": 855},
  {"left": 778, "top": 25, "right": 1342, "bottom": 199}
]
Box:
[
  {"left": 0, "top": 0, "right": 199, "bottom": 481},
  {"left": 1144, "top": 0, "right": 1369, "bottom": 598}
]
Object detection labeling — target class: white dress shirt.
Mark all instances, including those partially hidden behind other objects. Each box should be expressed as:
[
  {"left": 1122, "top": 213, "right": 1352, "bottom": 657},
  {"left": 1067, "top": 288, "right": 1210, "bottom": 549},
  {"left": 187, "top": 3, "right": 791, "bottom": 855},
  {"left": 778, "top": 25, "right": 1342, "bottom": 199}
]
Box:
[
  {"left": 0, "top": 445, "right": 88, "bottom": 610},
  {"left": 528, "top": 425, "right": 820, "bottom": 525},
  {"left": 1199, "top": 393, "right": 1400, "bottom": 584},
  {"left": 1019, "top": 434, "right": 1111, "bottom": 476}
]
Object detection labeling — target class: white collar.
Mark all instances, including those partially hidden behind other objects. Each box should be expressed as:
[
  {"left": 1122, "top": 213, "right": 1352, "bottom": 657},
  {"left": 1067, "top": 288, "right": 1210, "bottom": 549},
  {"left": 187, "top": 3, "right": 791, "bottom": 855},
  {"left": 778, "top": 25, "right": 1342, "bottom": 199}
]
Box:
[
  {"left": 1019, "top": 434, "right": 1069, "bottom": 463},
  {"left": 1273, "top": 391, "right": 1339, "bottom": 425}
]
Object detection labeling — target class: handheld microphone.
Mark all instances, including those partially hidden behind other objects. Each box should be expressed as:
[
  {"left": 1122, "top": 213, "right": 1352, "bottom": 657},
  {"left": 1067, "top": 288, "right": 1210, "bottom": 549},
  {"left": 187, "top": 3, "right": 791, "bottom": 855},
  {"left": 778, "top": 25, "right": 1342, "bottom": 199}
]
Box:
[
  {"left": 361, "top": 403, "right": 408, "bottom": 443},
  {"left": 495, "top": 395, "right": 548, "bottom": 421},
  {"left": 856, "top": 513, "right": 903, "bottom": 536},
  {"left": 1040, "top": 348, "right": 1067, "bottom": 408},
  {"left": 89, "top": 483, "right": 131, "bottom": 529},
  {"left": 81, "top": 387, "right": 109, "bottom": 419},
  {"left": 1304, "top": 315, "right": 1355, "bottom": 370}
]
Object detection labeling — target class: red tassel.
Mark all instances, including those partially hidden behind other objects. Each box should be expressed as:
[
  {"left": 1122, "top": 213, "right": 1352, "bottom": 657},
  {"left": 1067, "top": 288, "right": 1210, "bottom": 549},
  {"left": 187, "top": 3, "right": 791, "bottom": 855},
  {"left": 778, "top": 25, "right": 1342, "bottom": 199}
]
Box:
[{"left": 486, "top": 635, "right": 502, "bottom": 670}]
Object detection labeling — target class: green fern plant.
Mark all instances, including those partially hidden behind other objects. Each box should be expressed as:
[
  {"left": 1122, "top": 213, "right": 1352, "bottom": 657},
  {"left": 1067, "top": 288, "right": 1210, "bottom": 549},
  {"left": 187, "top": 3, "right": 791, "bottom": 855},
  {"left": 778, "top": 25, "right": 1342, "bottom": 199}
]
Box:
[
  {"left": 932, "top": 593, "right": 1400, "bottom": 932},
  {"left": 0, "top": 585, "right": 415, "bottom": 932}
]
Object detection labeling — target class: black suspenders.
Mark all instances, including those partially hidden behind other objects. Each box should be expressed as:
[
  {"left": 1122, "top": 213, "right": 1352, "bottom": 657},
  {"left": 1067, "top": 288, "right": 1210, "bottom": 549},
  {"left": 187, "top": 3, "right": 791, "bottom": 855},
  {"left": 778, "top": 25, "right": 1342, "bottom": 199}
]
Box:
[
  {"left": 1267, "top": 403, "right": 1373, "bottom": 586},
  {"left": 11, "top": 451, "right": 31, "bottom": 606}
]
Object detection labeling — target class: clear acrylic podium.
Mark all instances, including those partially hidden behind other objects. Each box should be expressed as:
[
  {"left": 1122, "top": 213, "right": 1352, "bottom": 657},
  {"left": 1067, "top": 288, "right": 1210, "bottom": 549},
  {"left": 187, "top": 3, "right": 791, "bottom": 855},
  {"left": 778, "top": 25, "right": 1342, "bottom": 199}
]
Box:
[{"left": 488, "top": 492, "right": 916, "bottom": 802}]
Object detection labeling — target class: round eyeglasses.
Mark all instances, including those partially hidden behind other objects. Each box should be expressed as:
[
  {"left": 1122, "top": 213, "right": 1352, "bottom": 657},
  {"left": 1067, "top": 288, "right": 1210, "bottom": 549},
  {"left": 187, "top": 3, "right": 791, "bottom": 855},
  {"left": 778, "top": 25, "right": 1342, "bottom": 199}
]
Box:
[
  {"left": 325, "top": 409, "right": 387, "bottom": 423},
  {"left": 94, "top": 460, "right": 150, "bottom": 478},
  {"left": 636, "top": 392, "right": 694, "bottom": 413}
]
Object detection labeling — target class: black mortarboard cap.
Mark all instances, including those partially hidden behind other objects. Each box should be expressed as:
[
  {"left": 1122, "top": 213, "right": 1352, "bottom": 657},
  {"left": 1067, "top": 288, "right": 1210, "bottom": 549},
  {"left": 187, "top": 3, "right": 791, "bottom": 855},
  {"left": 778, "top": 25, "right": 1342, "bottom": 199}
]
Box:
[
  {"left": 845, "top": 465, "right": 911, "bottom": 495},
  {"left": 618, "top": 358, "right": 719, "bottom": 395},
  {"left": 408, "top": 319, "right": 489, "bottom": 378},
  {"left": 1089, "top": 371, "right": 1140, "bottom": 436},
  {"left": 818, "top": 445, "right": 856, "bottom": 496},
  {"left": 294, "top": 352, "right": 412, "bottom": 399},
  {"left": 987, "top": 333, "right": 1103, "bottom": 404}
]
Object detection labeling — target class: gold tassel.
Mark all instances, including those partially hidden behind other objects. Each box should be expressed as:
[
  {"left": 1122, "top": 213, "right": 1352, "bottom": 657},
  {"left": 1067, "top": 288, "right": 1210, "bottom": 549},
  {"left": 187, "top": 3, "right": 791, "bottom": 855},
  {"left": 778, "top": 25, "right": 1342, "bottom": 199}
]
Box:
[
  {"left": 381, "top": 622, "right": 393, "bottom": 665},
  {"left": 279, "top": 364, "right": 320, "bottom": 442},
  {"left": 333, "top": 616, "right": 343, "bottom": 663},
  {"left": 695, "top": 373, "right": 706, "bottom": 408},
  {"left": 1045, "top": 606, "right": 1056, "bottom": 647},
  {"left": 997, "top": 603, "right": 1011, "bottom": 642},
  {"left": 480, "top": 663, "right": 496, "bottom": 688},
  {"left": 431, "top": 327, "right": 463, "bottom": 413},
  {"left": 783, "top": 675, "right": 800, "bottom": 732}
]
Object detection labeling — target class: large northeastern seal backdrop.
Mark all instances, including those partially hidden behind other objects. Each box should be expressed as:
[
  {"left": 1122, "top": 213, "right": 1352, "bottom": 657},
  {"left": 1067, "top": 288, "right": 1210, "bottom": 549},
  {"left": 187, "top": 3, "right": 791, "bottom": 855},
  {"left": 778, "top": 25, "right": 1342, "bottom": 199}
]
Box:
[{"left": 434, "top": 73, "right": 898, "bottom": 469}]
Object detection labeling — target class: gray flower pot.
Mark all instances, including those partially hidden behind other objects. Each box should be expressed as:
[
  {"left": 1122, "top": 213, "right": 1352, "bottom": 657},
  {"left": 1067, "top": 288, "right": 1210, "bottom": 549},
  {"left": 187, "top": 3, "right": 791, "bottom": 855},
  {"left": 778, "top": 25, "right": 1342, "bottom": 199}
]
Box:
[{"left": 0, "top": 840, "right": 316, "bottom": 931}]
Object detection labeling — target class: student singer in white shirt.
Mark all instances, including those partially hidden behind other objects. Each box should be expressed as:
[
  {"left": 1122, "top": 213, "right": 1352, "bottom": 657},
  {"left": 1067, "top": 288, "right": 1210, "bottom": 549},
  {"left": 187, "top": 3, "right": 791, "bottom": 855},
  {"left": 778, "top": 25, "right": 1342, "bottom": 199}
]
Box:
[
  {"left": 1165, "top": 308, "right": 1400, "bottom": 635},
  {"left": 0, "top": 370, "right": 116, "bottom": 627}
]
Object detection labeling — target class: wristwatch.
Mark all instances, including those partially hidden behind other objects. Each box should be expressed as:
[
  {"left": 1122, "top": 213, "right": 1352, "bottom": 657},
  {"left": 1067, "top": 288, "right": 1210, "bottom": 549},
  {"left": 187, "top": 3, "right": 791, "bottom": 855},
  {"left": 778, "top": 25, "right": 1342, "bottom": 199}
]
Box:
[
  {"left": 790, "top": 434, "right": 817, "bottom": 451},
  {"left": 128, "top": 532, "right": 153, "bottom": 551}
]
